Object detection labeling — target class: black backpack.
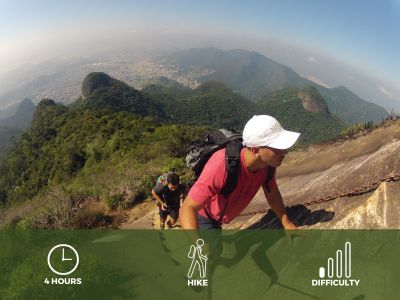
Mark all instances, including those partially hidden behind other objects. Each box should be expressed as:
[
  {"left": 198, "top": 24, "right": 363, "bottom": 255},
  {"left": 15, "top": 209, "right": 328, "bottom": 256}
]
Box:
[{"left": 186, "top": 129, "right": 276, "bottom": 197}]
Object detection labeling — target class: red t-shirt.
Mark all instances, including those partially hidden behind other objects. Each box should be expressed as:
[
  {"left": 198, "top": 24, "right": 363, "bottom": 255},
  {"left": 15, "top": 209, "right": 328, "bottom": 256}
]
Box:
[{"left": 188, "top": 148, "right": 277, "bottom": 224}]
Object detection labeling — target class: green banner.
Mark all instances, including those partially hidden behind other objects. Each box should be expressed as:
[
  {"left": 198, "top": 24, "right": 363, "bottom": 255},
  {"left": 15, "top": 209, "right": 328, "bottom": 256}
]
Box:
[{"left": 0, "top": 230, "right": 399, "bottom": 299}]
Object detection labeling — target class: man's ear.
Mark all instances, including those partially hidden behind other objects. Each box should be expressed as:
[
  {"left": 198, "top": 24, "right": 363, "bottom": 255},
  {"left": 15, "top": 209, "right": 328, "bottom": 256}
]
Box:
[{"left": 251, "top": 147, "right": 261, "bottom": 157}]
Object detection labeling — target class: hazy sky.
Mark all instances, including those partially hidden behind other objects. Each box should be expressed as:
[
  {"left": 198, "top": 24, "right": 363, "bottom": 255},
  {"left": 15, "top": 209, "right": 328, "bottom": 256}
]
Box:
[{"left": 1, "top": 0, "right": 399, "bottom": 105}]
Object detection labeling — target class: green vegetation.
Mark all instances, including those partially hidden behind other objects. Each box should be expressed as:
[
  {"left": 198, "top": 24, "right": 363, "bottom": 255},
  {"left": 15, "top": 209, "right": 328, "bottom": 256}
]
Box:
[
  {"left": 0, "top": 127, "right": 21, "bottom": 158},
  {"left": 78, "top": 72, "right": 165, "bottom": 119},
  {"left": 340, "top": 121, "right": 375, "bottom": 138},
  {"left": 256, "top": 87, "right": 345, "bottom": 146},
  {"left": 0, "top": 96, "right": 206, "bottom": 228},
  {"left": 0, "top": 73, "right": 350, "bottom": 229},
  {"left": 144, "top": 80, "right": 255, "bottom": 130},
  {"left": 144, "top": 80, "right": 346, "bottom": 145},
  {"left": 339, "top": 112, "right": 400, "bottom": 139}
]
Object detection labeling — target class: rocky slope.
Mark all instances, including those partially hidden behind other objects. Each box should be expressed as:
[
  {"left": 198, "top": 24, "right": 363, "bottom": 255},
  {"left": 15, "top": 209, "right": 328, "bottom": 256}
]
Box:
[{"left": 226, "top": 119, "right": 400, "bottom": 229}]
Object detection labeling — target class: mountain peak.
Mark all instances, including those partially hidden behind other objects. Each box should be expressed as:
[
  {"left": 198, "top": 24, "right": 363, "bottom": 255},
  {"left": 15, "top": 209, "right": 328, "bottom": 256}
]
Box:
[
  {"left": 37, "top": 98, "right": 56, "bottom": 108},
  {"left": 78, "top": 72, "right": 165, "bottom": 119},
  {"left": 16, "top": 98, "right": 35, "bottom": 114},
  {"left": 81, "top": 72, "right": 113, "bottom": 98}
]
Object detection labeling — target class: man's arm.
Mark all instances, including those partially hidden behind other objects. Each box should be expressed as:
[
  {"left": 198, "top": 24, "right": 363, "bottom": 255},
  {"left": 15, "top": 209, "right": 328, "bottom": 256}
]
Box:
[
  {"left": 263, "top": 184, "right": 296, "bottom": 229},
  {"left": 180, "top": 196, "right": 206, "bottom": 229},
  {"left": 180, "top": 150, "right": 226, "bottom": 229},
  {"left": 151, "top": 188, "right": 167, "bottom": 211},
  {"left": 180, "top": 198, "right": 210, "bottom": 253}
]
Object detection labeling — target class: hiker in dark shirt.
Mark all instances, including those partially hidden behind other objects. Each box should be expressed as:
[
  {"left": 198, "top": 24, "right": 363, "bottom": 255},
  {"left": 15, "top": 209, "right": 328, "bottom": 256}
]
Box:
[{"left": 151, "top": 173, "right": 185, "bottom": 229}]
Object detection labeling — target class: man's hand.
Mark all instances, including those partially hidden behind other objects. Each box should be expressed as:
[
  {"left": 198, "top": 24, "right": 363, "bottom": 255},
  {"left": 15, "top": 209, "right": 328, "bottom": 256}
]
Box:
[
  {"left": 151, "top": 188, "right": 168, "bottom": 211},
  {"left": 281, "top": 214, "right": 297, "bottom": 230},
  {"left": 264, "top": 185, "right": 297, "bottom": 230},
  {"left": 281, "top": 214, "right": 309, "bottom": 247}
]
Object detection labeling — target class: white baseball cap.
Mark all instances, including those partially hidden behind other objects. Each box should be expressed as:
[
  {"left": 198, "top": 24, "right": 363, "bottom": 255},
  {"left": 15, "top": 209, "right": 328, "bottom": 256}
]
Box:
[{"left": 242, "top": 115, "right": 300, "bottom": 149}]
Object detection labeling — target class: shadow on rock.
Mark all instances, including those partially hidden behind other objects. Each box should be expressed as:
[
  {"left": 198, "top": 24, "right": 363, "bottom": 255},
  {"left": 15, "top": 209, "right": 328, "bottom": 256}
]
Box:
[{"left": 248, "top": 204, "right": 335, "bottom": 229}]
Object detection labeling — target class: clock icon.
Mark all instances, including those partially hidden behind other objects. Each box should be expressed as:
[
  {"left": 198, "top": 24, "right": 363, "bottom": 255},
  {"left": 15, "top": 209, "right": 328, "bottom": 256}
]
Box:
[{"left": 47, "top": 244, "right": 79, "bottom": 276}]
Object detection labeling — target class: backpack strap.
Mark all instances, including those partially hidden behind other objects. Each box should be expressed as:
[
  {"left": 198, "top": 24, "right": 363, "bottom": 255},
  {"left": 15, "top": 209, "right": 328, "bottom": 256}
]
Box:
[
  {"left": 220, "top": 141, "right": 242, "bottom": 197},
  {"left": 157, "top": 172, "right": 170, "bottom": 184},
  {"left": 204, "top": 141, "right": 242, "bottom": 225}
]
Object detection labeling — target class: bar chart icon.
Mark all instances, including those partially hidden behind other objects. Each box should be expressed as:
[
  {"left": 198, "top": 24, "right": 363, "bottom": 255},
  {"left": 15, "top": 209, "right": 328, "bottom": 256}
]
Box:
[{"left": 319, "top": 242, "right": 351, "bottom": 279}]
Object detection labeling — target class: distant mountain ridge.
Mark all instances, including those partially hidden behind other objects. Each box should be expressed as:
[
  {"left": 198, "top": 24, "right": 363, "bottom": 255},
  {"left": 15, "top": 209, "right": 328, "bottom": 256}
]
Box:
[
  {"left": 0, "top": 99, "right": 35, "bottom": 158},
  {"left": 0, "top": 99, "right": 35, "bottom": 129},
  {"left": 66, "top": 72, "right": 345, "bottom": 145},
  {"left": 0, "top": 127, "right": 21, "bottom": 158},
  {"left": 0, "top": 71, "right": 367, "bottom": 162},
  {"left": 0, "top": 48, "right": 389, "bottom": 125},
  {"left": 0, "top": 102, "right": 20, "bottom": 119},
  {"left": 142, "top": 74, "right": 344, "bottom": 145},
  {"left": 162, "top": 48, "right": 307, "bottom": 96},
  {"left": 161, "top": 47, "right": 388, "bottom": 124}
]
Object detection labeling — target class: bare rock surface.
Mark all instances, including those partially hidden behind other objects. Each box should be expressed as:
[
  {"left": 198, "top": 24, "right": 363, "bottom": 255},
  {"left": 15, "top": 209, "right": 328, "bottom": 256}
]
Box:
[{"left": 226, "top": 120, "right": 400, "bottom": 229}]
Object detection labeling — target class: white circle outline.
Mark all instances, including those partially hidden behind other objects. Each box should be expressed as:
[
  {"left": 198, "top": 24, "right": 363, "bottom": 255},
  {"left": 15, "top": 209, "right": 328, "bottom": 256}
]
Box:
[{"left": 47, "top": 244, "right": 79, "bottom": 276}]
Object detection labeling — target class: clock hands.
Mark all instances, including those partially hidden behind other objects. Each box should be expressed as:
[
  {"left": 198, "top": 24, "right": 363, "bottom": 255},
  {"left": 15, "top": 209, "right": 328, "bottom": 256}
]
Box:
[{"left": 62, "top": 248, "right": 73, "bottom": 261}]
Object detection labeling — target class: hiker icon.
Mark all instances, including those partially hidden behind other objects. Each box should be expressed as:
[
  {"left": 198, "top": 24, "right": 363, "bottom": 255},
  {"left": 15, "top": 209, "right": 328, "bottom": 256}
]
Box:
[{"left": 187, "top": 239, "right": 208, "bottom": 278}]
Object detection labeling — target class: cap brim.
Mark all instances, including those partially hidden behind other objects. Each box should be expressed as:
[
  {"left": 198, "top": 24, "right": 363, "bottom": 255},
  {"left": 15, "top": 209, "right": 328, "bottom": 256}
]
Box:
[{"left": 267, "top": 130, "right": 300, "bottom": 149}]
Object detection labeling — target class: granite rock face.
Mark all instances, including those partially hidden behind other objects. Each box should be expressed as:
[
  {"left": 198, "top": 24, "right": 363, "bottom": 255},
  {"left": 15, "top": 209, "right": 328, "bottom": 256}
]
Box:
[
  {"left": 226, "top": 120, "right": 400, "bottom": 229},
  {"left": 298, "top": 88, "right": 329, "bottom": 114}
]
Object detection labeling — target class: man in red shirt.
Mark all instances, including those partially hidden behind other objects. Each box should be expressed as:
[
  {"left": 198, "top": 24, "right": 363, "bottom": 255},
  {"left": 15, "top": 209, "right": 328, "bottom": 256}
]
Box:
[{"left": 180, "top": 115, "right": 300, "bottom": 229}]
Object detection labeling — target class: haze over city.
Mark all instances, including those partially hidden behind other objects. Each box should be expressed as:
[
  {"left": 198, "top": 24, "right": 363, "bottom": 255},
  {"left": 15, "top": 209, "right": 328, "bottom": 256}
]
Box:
[{"left": 1, "top": 0, "right": 399, "bottom": 110}]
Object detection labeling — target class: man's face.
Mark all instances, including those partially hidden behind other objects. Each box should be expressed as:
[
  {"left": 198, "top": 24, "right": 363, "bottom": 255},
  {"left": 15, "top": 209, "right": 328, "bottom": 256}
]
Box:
[
  {"left": 256, "top": 146, "right": 288, "bottom": 167},
  {"left": 167, "top": 183, "right": 179, "bottom": 191}
]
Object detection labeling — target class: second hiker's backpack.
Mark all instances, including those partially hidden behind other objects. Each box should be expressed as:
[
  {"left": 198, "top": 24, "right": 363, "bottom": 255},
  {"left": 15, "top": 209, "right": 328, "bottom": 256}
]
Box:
[
  {"left": 157, "top": 173, "right": 170, "bottom": 185},
  {"left": 186, "top": 129, "right": 275, "bottom": 197}
]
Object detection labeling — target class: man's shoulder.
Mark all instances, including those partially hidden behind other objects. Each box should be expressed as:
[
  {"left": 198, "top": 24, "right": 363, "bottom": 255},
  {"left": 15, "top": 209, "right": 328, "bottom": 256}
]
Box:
[
  {"left": 207, "top": 148, "right": 226, "bottom": 165},
  {"left": 196, "top": 148, "right": 227, "bottom": 185}
]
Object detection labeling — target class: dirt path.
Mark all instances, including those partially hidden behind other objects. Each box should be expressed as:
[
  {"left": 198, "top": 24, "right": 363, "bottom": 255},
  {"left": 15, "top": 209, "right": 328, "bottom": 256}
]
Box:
[
  {"left": 120, "top": 198, "right": 182, "bottom": 229},
  {"left": 120, "top": 198, "right": 157, "bottom": 229}
]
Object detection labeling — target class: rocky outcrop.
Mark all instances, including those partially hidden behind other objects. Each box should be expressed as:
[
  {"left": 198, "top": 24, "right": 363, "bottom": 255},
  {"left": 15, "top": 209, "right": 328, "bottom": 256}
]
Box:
[
  {"left": 298, "top": 86, "right": 329, "bottom": 114},
  {"left": 81, "top": 72, "right": 112, "bottom": 99},
  {"left": 320, "top": 181, "right": 400, "bottom": 229}
]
